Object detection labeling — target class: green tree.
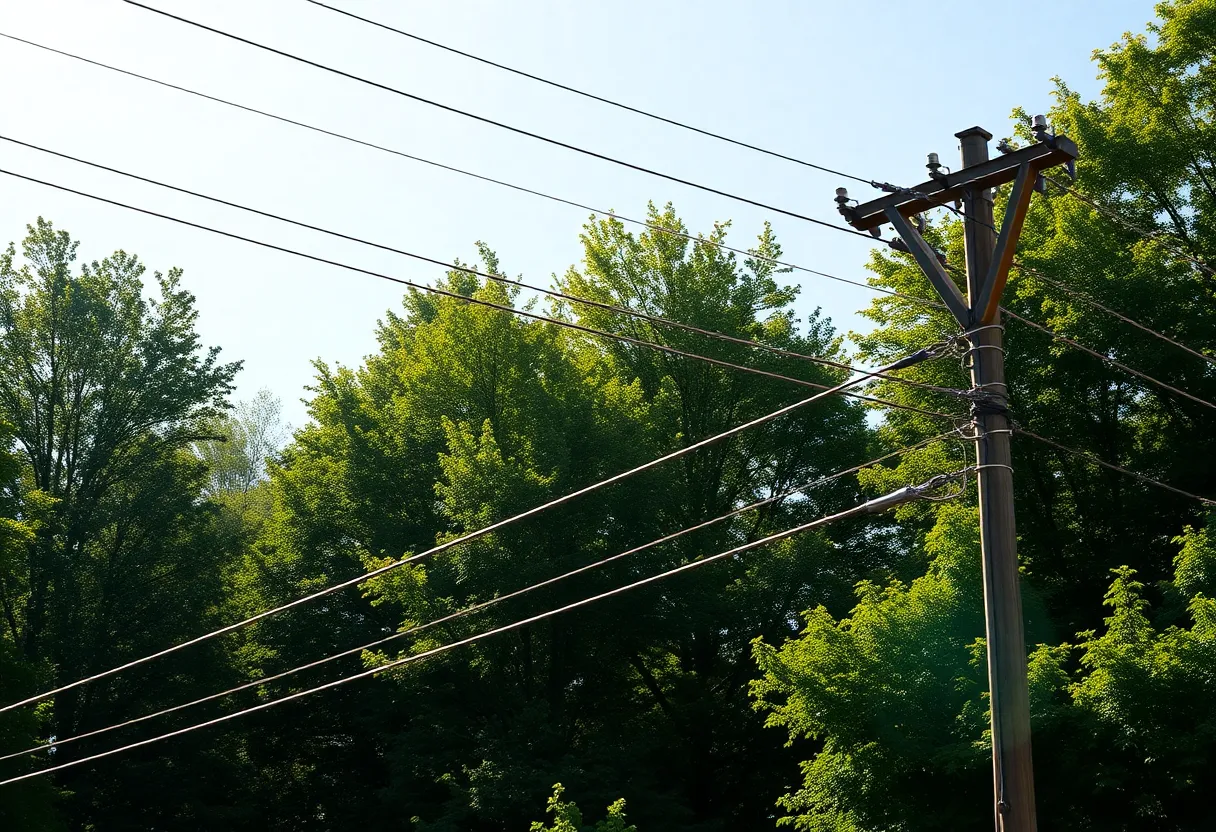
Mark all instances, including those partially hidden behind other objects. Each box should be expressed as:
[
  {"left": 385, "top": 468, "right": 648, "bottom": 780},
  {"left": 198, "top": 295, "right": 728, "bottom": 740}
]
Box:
[
  {"left": 754, "top": 2, "right": 1216, "bottom": 828},
  {"left": 0, "top": 421, "right": 60, "bottom": 831},
  {"left": 231, "top": 215, "right": 887, "bottom": 830},
  {"left": 752, "top": 506, "right": 1216, "bottom": 831},
  {"left": 0, "top": 219, "right": 249, "bottom": 829},
  {"left": 530, "top": 783, "right": 636, "bottom": 832},
  {"left": 195, "top": 387, "right": 287, "bottom": 498}
]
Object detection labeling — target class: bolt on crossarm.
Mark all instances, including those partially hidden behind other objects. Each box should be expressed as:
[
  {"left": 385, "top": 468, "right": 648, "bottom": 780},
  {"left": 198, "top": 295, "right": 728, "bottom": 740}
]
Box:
[{"left": 834, "top": 120, "right": 1078, "bottom": 832}]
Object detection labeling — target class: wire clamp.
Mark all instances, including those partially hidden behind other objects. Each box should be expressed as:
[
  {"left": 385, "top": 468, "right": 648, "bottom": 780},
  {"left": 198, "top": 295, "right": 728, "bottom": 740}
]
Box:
[{"left": 966, "top": 388, "right": 1011, "bottom": 420}]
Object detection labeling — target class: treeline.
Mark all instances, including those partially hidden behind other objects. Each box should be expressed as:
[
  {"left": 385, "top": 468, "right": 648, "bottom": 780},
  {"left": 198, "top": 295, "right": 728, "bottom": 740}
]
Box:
[{"left": 2, "top": 2, "right": 1216, "bottom": 829}]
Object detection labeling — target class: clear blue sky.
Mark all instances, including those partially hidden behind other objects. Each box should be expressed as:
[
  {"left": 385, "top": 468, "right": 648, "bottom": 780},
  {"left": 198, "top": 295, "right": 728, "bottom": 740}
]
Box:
[{"left": 0, "top": 0, "right": 1156, "bottom": 427}]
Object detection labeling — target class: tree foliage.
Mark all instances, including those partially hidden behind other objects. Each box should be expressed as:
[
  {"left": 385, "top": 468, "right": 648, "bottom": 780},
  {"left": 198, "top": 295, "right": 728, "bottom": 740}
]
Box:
[
  {"left": 753, "top": 2, "right": 1216, "bottom": 828},
  {"left": 2, "top": 4, "right": 1216, "bottom": 829}
]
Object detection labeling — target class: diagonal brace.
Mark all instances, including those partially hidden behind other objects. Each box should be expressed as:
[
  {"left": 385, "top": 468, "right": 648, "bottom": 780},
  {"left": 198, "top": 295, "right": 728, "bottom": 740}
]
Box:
[
  {"left": 884, "top": 206, "right": 969, "bottom": 327},
  {"left": 972, "top": 162, "right": 1034, "bottom": 325}
]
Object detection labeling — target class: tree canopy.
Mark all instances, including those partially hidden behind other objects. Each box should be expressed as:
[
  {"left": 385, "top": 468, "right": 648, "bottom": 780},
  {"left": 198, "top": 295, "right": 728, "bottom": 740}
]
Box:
[{"left": 2, "top": 2, "right": 1215, "bottom": 830}]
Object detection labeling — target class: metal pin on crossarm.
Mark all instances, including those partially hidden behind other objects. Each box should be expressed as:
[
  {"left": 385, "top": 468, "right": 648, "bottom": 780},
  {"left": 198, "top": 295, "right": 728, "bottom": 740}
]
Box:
[{"left": 836, "top": 119, "right": 1079, "bottom": 832}]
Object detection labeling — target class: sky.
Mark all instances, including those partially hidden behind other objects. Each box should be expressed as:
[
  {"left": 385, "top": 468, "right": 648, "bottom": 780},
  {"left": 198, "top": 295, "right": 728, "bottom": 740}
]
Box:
[{"left": 0, "top": 0, "right": 1157, "bottom": 428}]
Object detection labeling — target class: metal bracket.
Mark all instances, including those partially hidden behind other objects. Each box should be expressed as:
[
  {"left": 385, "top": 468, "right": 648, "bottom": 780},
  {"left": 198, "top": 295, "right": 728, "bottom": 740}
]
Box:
[
  {"left": 842, "top": 137, "right": 1077, "bottom": 232},
  {"left": 842, "top": 134, "right": 1077, "bottom": 331},
  {"left": 972, "top": 162, "right": 1034, "bottom": 325},
  {"left": 884, "top": 206, "right": 969, "bottom": 327}
]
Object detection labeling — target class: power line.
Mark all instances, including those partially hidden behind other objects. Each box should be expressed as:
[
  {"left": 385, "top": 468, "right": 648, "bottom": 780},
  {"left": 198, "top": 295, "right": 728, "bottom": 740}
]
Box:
[
  {"left": 0, "top": 431, "right": 957, "bottom": 763},
  {"left": 919, "top": 192, "right": 1216, "bottom": 374},
  {"left": 0, "top": 469, "right": 967, "bottom": 785},
  {"left": 1014, "top": 427, "right": 1216, "bottom": 507},
  {"left": 1013, "top": 262, "right": 1216, "bottom": 370},
  {"left": 0, "top": 165, "right": 964, "bottom": 421},
  {"left": 931, "top": 258, "right": 1216, "bottom": 412},
  {"left": 0, "top": 31, "right": 947, "bottom": 316},
  {"left": 121, "top": 1, "right": 874, "bottom": 241},
  {"left": 304, "top": 0, "right": 876, "bottom": 187},
  {"left": 0, "top": 135, "right": 963, "bottom": 400},
  {"left": 1001, "top": 307, "right": 1216, "bottom": 412},
  {"left": 30, "top": 24, "right": 1206, "bottom": 391},
  {"left": 1046, "top": 174, "right": 1215, "bottom": 277},
  {"left": 30, "top": 24, "right": 1206, "bottom": 413},
  {"left": 932, "top": 182, "right": 1216, "bottom": 369},
  {"left": 0, "top": 307, "right": 954, "bottom": 715}
]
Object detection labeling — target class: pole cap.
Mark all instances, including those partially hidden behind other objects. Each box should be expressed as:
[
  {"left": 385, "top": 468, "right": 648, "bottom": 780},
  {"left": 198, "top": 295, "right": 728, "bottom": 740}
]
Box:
[{"left": 955, "top": 126, "right": 993, "bottom": 140}]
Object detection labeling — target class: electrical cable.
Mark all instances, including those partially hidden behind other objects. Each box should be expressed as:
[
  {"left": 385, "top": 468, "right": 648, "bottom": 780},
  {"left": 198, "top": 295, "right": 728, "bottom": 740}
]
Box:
[
  {"left": 1045, "top": 174, "right": 1215, "bottom": 277},
  {"left": 0, "top": 165, "right": 964, "bottom": 421},
  {"left": 924, "top": 176, "right": 1216, "bottom": 369},
  {"left": 0, "top": 468, "right": 969, "bottom": 785},
  {"left": 121, "top": 1, "right": 874, "bottom": 240},
  {"left": 1014, "top": 427, "right": 1216, "bottom": 507},
  {"left": 931, "top": 258, "right": 1216, "bottom": 412},
  {"left": 0, "top": 31, "right": 948, "bottom": 316},
  {"left": 0, "top": 430, "right": 957, "bottom": 763},
  {"left": 0, "top": 300, "right": 955, "bottom": 715},
  {"left": 1013, "top": 262, "right": 1216, "bottom": 370},
  {"left": 0, "top": 135, "right": 963, "bottom": 399},
  {"left": 1001, "top": 307, "right": 1216, "bottom": 412},
  {"left": 304, "top": 0, "right": 876, "bottom": 187}
]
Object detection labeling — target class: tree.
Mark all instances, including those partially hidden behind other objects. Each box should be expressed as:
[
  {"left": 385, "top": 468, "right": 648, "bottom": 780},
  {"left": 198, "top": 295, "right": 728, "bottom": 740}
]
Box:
[
  {"left": 0, "top": 219, "right": 248, "bottom": 828},
  {"left": 228, "top": 215, "right": 889, "bottom": 830},
  {"left": 753, "top": 505, "right": 1216, "bottom": 831},
  {"left": 195, "top": 387, "right": 288, "bottom": 498},
  {"left": 753, "top": 2, "right": 1216, "bottom": 827},
  {"left": 0, "top": 421, "right": 60, "bottom": 831},
  {"left": 530, "top": 783, "right": 636, "bottom": 832}
]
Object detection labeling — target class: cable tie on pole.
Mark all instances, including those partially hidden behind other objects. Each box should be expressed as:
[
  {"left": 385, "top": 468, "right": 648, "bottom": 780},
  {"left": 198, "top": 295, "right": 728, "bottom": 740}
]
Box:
[
  {"left": 962, "top": 323, "right": 1006, "bottom": 339},
  {"left": 958, "top": 424, "right": 1015, "bottom": 441},
  {"left": 972, "top": 463, "right": 1015, "bottom": 474},
  {"left": 970, "top": 397, "right": 1011, "bottom": 420}
]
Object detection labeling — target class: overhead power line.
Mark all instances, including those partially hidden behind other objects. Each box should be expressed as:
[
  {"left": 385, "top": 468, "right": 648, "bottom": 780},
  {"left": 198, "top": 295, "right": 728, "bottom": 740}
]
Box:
[
  {"left": 1014, "top": 427, "right": 1216, "bottom": 507},
  {"left": 0, "top": 298, "right": 954, "bottom": 715},
  {"left": 0, "top": 165, "right": 964, "bottom": 421},
  {"left": 20, "top": 28, "right": 1207, "bottom": 419},
  {"left": 0, "top": 31, "right": 947, "bottom": 315},
  {"left": 0, "top": 431, "right": 957, "bottom": 764},
  {"left": 934, "top": 191, "right": 1216, "bottom": 370},
  {"left": 1013, "top": 262, "right": 1216, "bottom": 370},
  {"left": 121, "top": 1, "right": 874, "bottom": 240},
  {"left": 0, "top": 135, "right": 963, "bottom": 400},
  {"left": 932, "top": 260, "right": 1216, "bottom": 412},
  {"left": 1046, "top": 175, "right": 1215, "bottom": 277},
  {"left": 304, "top": 0, "right": 876, "bottom": 187},
  {"left": 1001, "top": 307, "right": 1216, "bottom": 412},
  {"left": 0, "top": 469, "right": 968, "bottom": 786},
  {"left": 18, "top": 28, "right": 1208, "bottom": 387}
]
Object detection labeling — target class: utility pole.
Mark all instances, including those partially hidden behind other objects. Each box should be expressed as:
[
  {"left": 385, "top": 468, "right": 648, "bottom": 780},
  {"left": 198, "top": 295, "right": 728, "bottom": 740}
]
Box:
[{"left": 834, "top": 122, "right": 1077, "bottom": 832}]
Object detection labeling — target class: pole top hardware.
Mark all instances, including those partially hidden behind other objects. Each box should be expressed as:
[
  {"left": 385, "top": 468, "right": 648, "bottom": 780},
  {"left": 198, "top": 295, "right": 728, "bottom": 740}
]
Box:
[
  {"left": 955, "top": 125, "right": 994, "bottom": 141},
  {"left": 926, "top": 153, "right": 949, "bottom": 185},
  {"left": 835, "top": 129, "right": 1077, "bottom": 232}
]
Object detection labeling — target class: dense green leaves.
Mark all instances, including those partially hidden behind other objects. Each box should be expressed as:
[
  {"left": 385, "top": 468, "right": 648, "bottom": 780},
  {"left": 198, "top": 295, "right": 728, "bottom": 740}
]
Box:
[
  {"left": 237, "top": 222, "right": 878, "bottom": 830},
  {"left": 529, "top": 783, "right": 636, "bottom": 832},
  {"left": 2, "top": 3, "right": 1216, "bottom": 828},
  {"left": 0, "top": 219, "right": 247, "bottom": 828},
  {"left": 755, "top": 2, "right": 1216, "bottom": 828}
]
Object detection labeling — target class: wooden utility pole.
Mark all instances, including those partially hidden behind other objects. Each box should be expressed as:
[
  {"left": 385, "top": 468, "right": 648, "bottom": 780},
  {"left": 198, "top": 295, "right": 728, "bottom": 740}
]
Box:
[{"left": 835, "top": 122, "right": 1078, "bottom": 832}]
